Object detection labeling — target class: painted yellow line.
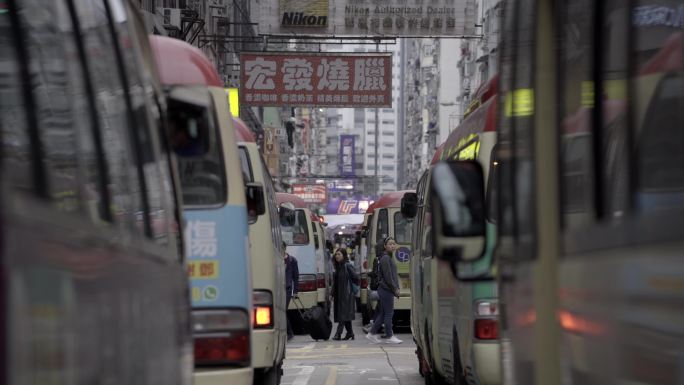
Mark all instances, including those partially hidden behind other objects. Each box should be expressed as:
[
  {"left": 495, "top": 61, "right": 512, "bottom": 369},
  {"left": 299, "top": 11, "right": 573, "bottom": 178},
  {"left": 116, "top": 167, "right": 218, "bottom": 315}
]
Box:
[{"left": 324, "top": 366, "right": 337, "bottom": 385}]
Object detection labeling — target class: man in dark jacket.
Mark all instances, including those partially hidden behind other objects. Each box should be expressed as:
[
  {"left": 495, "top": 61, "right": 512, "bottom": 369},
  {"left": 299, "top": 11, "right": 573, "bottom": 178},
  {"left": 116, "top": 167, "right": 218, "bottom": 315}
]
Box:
[{"left": 284, "top": 241, "right": 299, "bottom": 341}]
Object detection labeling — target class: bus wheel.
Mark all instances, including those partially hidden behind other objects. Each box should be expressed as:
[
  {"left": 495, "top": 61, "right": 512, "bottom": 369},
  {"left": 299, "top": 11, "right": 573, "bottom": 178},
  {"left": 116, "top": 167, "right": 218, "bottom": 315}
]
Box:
[
  {"left": 255, "top": 363, "right": 282, "bottom": 385},
  {"left": 452, "top": 328, "right": 467, "bottom": 385}
]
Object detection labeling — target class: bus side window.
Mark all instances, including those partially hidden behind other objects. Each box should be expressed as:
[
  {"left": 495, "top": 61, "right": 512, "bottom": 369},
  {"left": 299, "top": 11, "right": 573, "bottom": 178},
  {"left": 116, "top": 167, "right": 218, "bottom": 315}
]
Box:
[
  {"left": 5, "top": 0, "right": 95, "bottom": 216},
  {"left": 102, "top": 0, "right": 176, "bottom": 245},
  {"left": 376, "top": 209, "right": 389, "bottom": 243},
  {"left": 71, "top": 0, "right": 144, "bottom": 232}
]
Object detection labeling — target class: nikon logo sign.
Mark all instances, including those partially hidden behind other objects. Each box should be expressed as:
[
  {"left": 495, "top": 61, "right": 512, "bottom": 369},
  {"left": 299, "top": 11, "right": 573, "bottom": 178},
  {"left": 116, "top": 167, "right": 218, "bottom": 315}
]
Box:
[
  {"left": 282, "top": 12, "right": 328, "bottom": 26},
  {"left": 280, "top": 0, "right": 328, "bottom": 28}
]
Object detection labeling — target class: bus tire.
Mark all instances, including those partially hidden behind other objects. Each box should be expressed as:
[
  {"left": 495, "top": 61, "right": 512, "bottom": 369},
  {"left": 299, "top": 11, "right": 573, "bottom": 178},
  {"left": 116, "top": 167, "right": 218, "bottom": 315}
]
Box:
[
  {"left": 452, "top": 327, "right": 467, "bottom": 385},
  {"left": 255, "top": 363, "right": 282, "bottom": 385}
]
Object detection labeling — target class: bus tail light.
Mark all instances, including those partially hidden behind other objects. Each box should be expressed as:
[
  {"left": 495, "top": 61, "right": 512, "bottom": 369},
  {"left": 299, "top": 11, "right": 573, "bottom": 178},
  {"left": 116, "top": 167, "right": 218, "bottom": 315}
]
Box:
[
  {"left": 253, "top": 290, "right": 274, "bottom": 329},
  {"left": 317, "top": 273, "right": 326, "bottom": 289},
  {"left": 298, "top": 274, "right": 317, "bottom": 292},
  {"left": 192, "top": 309, "right": 250, "bottom": 366},
  {"left": 475, "top": 319, "right": 499, "bottom": 340},
  {"left": 360, "top": 274, "right": 368, "bottom": 289}
]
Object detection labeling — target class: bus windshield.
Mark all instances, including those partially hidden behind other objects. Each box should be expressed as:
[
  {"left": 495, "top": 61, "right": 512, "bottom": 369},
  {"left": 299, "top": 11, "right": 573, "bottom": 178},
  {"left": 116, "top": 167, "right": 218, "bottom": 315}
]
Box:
[
  {"left": 282, "top": 210, "right": 310, "bottom": 246},
  {"left": 394, "top": 212, "right": 412, "bottom": 244}
]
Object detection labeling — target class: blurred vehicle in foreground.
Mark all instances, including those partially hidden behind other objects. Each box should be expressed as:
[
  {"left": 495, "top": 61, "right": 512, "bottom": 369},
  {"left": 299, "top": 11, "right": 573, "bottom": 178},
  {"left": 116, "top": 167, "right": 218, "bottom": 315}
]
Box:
[
  {"left": 1, "top": 1, "right": 191, "bottom": 384},
  {"left": 430, "top": 1, "right": 684, "bottom": 384}
]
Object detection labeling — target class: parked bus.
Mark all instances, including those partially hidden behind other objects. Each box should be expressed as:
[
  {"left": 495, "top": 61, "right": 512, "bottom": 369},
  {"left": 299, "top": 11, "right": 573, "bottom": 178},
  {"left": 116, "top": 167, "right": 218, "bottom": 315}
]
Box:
[
  {"left": 277, "top": 193, "right": 330, "bottom": 328},
  {"left": 234, "top": 118, "right": 286, "bottom": 385},
  {"left": 428, "top": 1, "right": 684, "bottom": 385},
  {"left": 357, "top": 202, "right": 375, "bottom": 325},
  {"left": 311, "top": 214, "right": 332, "bottom": 314},
  {"left": 1, "top": 1, "right": 191, "bottom": 384},
  {"left": 403, "top": 75, "right": 501, "bottom": 385},
  {"left": 365, "top": 191, "right": 414, "bottom": 326},
  {"left": 151, "top": 36, "right": 263, "bottom": 385}
]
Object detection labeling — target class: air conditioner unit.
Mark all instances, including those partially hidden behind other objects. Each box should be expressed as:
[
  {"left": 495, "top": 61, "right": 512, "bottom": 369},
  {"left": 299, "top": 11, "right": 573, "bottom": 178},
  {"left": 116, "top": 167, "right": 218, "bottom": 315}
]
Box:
[{"left": 161, "top": 8, "right": 182, "bottom": 28}]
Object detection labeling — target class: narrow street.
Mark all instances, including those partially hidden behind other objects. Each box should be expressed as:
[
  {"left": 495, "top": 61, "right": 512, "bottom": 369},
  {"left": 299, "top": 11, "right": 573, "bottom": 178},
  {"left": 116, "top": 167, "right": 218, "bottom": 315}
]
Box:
[{"left": 284, "top": 321, "right": 421, "bottom": 385}]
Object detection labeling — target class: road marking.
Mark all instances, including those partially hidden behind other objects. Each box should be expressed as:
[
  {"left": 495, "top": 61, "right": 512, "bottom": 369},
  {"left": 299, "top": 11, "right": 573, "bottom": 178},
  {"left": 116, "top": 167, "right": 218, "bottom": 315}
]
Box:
[
  {"left": 284, "top": 365, "right": 315, "bottom": 385},
  {"left": 324, "top": 366, "right": 338, "bottom": 385},
  {"left": 368, "top": 376, "right": 397, "bottom": 381}
]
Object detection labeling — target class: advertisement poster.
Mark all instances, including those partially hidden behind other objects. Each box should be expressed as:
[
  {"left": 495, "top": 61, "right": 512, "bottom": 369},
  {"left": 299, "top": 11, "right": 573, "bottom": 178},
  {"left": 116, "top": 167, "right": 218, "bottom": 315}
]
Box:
[
  {"left": 326, "top": 195, "right": 377, "bottom": 214},
  {"left": 257, "top": 0, "right": 477, "bottom": 37}
]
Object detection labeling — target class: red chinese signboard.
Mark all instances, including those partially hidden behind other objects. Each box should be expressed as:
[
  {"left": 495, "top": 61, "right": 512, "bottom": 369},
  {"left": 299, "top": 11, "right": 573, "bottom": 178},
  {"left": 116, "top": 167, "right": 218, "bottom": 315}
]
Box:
[
  {"left": 240, "top": 52, "right": 392, "bottom": 107},
  {"left": 292, "top": 184, "right": 327, "bottom": 204}
]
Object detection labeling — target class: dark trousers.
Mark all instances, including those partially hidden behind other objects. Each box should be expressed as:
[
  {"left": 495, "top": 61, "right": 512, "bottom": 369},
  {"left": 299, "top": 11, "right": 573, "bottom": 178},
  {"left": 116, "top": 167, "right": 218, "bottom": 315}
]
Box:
[
  {"left": 286, "top": 294, "right": 293, "bottom": 338},
  {"left": 335, "top": 320, "right": 353, "bottom": 336},
  {"left": 370, "top": 288, "right": 394, "bottom": 337}
]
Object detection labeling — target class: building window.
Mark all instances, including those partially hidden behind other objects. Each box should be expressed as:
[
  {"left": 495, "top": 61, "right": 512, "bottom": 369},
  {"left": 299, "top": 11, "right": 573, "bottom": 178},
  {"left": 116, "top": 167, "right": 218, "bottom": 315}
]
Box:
[
  {"left": 382, "top": 153, "right": 394, "bottom": 159},
  {"left": 382, "top": 130, "right": 394, "bottom": 136},
  {"left": 382, "top": 120, "right": 395, "bottom": 125},
  {"left": 383, "top": 142, "right": 395, "bottom": 148},
  {"left": 382, "top": 165, "right": 394, "bottom": 171}
]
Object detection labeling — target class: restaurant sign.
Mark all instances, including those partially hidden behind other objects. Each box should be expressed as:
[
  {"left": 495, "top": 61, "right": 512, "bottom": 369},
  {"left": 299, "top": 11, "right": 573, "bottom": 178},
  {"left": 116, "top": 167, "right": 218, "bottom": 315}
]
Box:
[{"left": 240, "top": 52, "right": 392, "bottom": 107}]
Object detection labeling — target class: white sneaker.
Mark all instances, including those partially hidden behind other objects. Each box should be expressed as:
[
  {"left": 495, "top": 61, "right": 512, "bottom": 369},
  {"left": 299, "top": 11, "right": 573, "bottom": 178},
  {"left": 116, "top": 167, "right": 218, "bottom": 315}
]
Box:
[
  {"left": 365, "top": 333, "right": 381, "bottom": 343},
  {"left": 384, "top": 336, "right": 402, "bottom": 344}
]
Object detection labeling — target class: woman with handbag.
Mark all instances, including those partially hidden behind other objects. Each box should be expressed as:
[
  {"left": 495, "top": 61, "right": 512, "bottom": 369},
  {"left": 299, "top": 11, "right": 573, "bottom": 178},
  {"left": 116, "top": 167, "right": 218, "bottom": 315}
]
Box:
[{"left": 330, "top": 248, "right": 359, "bottom": 340}]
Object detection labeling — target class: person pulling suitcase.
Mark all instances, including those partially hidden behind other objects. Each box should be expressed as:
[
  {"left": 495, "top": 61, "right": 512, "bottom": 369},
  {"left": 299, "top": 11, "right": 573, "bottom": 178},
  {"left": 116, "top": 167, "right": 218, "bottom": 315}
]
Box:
[{"left": 284, "top": 242, "right": 299, "bottom": 341}]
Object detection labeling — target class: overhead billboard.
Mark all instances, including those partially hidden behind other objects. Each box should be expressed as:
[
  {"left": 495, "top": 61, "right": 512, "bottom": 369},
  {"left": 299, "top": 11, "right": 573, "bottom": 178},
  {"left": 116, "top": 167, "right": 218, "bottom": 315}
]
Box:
[
  {"left": 339, "top": 135, "right": 356, "bottom": 176},
  {"left": 256, "top": 0, "right": 477, "bottom": 37},
  {"left": 326, "top": 195, "right": 377, "bottom": 214},
  {"left": 292, "top": 184, "right": 327, "bottom": 203},
  {"left": 240, "top": 52, "right": 392, "bottom": 107}
]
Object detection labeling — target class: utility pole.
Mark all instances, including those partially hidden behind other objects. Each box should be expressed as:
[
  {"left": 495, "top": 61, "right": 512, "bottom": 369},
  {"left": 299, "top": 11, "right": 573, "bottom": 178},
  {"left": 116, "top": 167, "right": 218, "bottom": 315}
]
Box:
[{"left": 374, "top": 39, "right": 380, "bottom": 196}]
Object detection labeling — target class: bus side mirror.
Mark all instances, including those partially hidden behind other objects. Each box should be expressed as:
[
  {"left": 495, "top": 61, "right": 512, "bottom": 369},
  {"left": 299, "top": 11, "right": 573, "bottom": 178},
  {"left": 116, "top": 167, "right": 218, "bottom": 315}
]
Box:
[
  {"left": 245, "top": 183, "right": 265, "bottom": 223},
  {"left": 401, "top": 192, "right": 418, "bottom": 219},
  {"left": 279, "top": 205, "right": 296, "bottom": 226},
  {"left": 431, "top": 160, "right": 486, "bottom": 262}
]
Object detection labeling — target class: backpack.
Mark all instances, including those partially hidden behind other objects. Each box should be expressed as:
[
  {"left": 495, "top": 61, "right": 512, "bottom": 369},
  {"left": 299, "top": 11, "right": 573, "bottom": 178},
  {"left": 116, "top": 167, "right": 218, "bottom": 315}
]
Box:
[{"left": 369, "top": 256, "right": 381, "bottom": 291}]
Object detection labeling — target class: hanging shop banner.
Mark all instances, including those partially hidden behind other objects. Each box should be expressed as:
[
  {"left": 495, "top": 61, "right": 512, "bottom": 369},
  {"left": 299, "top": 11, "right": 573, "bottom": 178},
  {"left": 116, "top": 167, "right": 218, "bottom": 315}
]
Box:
[
  {"left": 240, "top": 52, "right": 392, "bottom": 107},
  {"left": 292, "top": 184, "right": 327, "bottom": 203},
  {"left": 339, "top": 135, "right": 356, "bottom": 176},
  {"left": 256, "top": 0, "right": 477, "bottom": 37}
]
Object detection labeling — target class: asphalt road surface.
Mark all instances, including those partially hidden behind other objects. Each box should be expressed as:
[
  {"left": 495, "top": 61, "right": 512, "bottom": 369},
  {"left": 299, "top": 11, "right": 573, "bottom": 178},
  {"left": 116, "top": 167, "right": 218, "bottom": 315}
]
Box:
[{"left": 284, "top": 320, "right": 422, "bottom": 385}]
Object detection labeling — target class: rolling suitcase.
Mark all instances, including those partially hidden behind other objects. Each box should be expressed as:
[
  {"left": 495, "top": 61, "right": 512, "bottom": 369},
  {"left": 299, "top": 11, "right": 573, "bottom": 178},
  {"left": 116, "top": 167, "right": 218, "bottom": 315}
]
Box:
[{"left": 294, "top": 298, "right": 332, "bottom": 341}]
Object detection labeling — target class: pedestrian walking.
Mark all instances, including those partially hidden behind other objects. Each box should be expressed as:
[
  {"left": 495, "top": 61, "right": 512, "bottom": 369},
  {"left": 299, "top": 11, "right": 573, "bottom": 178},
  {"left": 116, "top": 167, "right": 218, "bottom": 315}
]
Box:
[
  {"left": 330, "top": 248, "right": 359, "bottom": 341},
  {"left": 366, "top": 237, "right": 402, "bottom": 344},
  {"left": 284, "top": 241, "right": 299, "bottom": 341}
]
